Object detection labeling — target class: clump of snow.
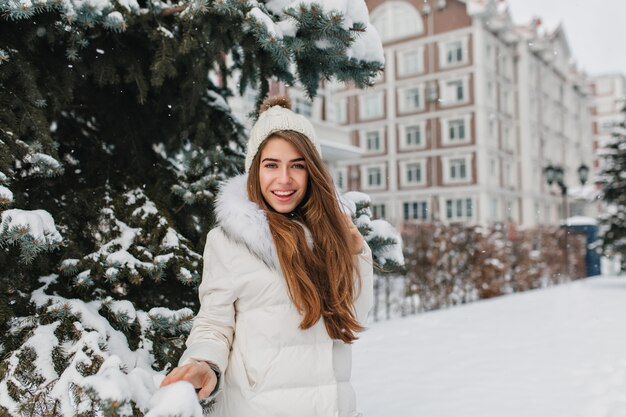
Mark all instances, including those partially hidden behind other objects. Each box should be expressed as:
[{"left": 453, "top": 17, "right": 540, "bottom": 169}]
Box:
[
  {"left": 569, "top": 185, "right": 600, "bottom": 201},
  {"left": 566, "top": 216, "right": 598, "bottom": 226},
  {"left": 0, "top": 185, "right": 13, "bottom": 204},
  {"left": 132, "top": 200, "right": 158, "bottom": 219},
  {"left": 258, "top": 0, "right": 384, "bottom": 63},
  {"left": 25, "top": 323, "right": 60, "bottom": 381},
  {"left": 81, "top": 355, "right": 157, "bottom": 410},
  {"left": 23, "top": 152, "right": 63, "bottom": 176},
  {"left": 87, "top": 217, "right": 153, "bottom": 274},
  {"left": 179, "top": 267, "right": 192, "bottom": 280},
  {"left": 0, "top": 171, "right": 8, "bottom": 184},
  {"left": 265, "top": 0, "right": 293, "bottom": 15},
  {"left": 157, "top": 26, "right": 174, "bottom": 38},
  {"left": 104, "top": 11, "right": 125, "bottom": 29},
  {"left": 276, "top": 18, "right": 297, "bottom": 36},
  {"left": 343, "top": 191, "right": 371, "bottom": 205},
  {"left": 0, "top": 208, "right": 62, "bottom": 243},
  {"left": 145, "top": 381, "right": 202, "bottom": 417},
  {"left": 108, "top": 299, "right": 137, "bottom": 321},
  {"left": 249, "top": 6, "right": 283, "bottom": 38},
  {"left": 206, "top": 90, "right": 230, "bottom": 112},
  {"left": 162, "top": 227, "right": 181, "bottom": 248},
  {"left": 61, "top": 258, "right": 79, "bottom": 267},
  {"left": 154, "top": 252, "right": 174, "bottom": 265},
  {"left": 369, "top": 219, "right": 404, "bottom": 265},
  {"left": 347, "top": 22, "right": 384, "bottom": 63},
  {"left": 115, "top": 0, "right": 139, "bottom": 12},
  {"left": 149, "top": 307, "right": 193, "bottom": 320}
]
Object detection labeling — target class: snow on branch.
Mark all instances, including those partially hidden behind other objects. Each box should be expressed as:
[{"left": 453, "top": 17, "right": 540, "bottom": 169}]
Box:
[{"left": 0, "top": 209, "right": 63, "bottom": 263}]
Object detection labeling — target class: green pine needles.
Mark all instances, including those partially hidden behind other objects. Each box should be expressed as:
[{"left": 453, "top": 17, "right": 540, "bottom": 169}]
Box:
[{"left": 0, "top": 0, "right": 384, "bottom": 415}]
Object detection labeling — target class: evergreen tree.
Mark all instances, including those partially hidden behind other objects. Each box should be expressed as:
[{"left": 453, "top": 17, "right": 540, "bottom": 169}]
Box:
[
  {"left": 598, "top": 111, "right": 626, "bottom": 272},
  {"left": 0, "top": 0, "right": 384, "bottom": 414}
]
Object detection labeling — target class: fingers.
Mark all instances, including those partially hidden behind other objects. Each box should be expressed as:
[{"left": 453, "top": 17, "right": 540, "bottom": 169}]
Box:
[
  {"left": 160, "top": 361, "right": 217, "bottom": 399},
  {"left": 342, "top": 213, "right": 364, "bottom": 254},
  {"left": 196, "top": 377, "right": 217, "bottom": 400},
  {"left": 160, "top": 366, "right": 185, "bottom": 387}
]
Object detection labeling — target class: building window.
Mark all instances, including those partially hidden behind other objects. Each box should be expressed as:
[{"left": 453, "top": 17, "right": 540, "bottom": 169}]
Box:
[
  {"left": 447, "top": 41, "right": 463, "bottom": 64},
  {"left": 403, "top": 201, "right": 428, "bottom": 221},
  {"left": 370, "top": 1, "right": 424, "bottom": 43},
  {"left": 490, "top": 198, "right": 498, "bottom": 219},
  {"left": 365, "top": 131, "right": 382, "bottom": 152},
  {"left": 443, "top": 155, "right": 472, "bottom": 183},
  {"left": 398, "top": 48, "right": 423, "bottom": 76},
  {"left": 368, "top": 167, "right": 381, "bottom": 186},
  {"left": 361, "top": 164, "right": 386, "bottom": 189},
  {"left": 406, "top": 125, "right": 422, "bottom": 147},
  {"left": 332, "top": 99, "right": 347, "bottom": 124},
  {"left": 360, "top": 93, "right": 384, "bottom": 119},
  {"left": 335, "top": 168, "right": 347, "bottom": 192},
  {"left": 406, "top": 162, "right": 422, "bottom": 184},
  {"left": 400, "top": 87, "right": 422, "bottom": 112},
  {"left": 449, "top": 119, "right": 466, "bottom": 141},
  {"left": 449, "top": 80, "right": 464, "bottom": 101},
  {"left": 504, "top": 162, "right": 512, "bottom": 188},
  {"left": 449, "top": 158, "right": 467, "bottom": 180},
  {"left": 399, "top": 122, "right": 426, "bottom": 151},
  {"left": 439, "top": 38, "right": 468, "bottom": 68},
  {"left": 442, "top": 115, "right": 471, "bottom": 145},
  {"left": 445, "top": 198, "right": 473, "bottom": 221},
  {"left": 372, "top": 203, "right": 386, "bottom": 219},
  {"left": 451, "top": 160, "right": 465, "bottom": 179},
  {"left": 440, "top": 77, "right": 469, "bottom": 106},
  {"left": 294, "top": 97, "right": 312, "bottom": 117}
]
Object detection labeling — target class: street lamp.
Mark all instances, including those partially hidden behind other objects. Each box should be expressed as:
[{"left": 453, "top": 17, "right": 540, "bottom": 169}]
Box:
[
  {"left": 544, "top": 163, "right": 590, "bottom": 277},
  {"left": 577, "top": 163, "right": 590, "bottom": 186}
]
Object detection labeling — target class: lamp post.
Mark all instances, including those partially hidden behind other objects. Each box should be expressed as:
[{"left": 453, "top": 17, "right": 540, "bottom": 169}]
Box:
[{"left": 544, "top": 163, "right": 590, "bottom": 278}]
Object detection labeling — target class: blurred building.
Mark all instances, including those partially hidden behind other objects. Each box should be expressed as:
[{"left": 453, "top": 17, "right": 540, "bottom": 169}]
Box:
[
  {"left": 317, "top": 0, "right": 593, "bottom": 227},
  {"left": 586, "top": 74, "right": 626, "bottom": 177}
]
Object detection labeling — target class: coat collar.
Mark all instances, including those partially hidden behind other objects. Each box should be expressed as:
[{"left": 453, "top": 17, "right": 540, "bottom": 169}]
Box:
[{"left": 214, "top": 174, "right": 281, "bottom": 270}]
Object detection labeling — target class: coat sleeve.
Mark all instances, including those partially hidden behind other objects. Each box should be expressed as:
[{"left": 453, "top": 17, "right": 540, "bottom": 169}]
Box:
[
  {"left": 353, "top": 242, "right": 374, "bottom": 324},
  {"left": 178, "top": 228, "right": 237, "bottom": 376}
]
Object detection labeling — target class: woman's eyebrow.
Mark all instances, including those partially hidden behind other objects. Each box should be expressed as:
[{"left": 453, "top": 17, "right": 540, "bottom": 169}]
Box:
[{"left": 261, "top": 157, "right": 306, "bottom": 163}]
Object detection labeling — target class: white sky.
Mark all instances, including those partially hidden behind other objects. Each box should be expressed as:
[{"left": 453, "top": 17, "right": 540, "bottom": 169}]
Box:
[{"left": 505, "top": 0, "right": 626, "bottom": 76}]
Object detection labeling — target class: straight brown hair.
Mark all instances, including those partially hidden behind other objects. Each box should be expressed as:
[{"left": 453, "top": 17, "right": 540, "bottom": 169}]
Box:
[{"left": 247, "top": 130, "right": 363, "bottom": 343}]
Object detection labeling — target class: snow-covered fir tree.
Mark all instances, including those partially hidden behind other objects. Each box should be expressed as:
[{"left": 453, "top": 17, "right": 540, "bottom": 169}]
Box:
[
  {"left": 0, "top": 0, "right": 386, "bottom": 415},
  {"left": 598, "top": 111, "right": 626, "bottom": 272}
]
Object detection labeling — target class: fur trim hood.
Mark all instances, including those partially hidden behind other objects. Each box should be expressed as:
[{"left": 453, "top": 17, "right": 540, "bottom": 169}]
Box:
[{"left": 214, "top": 174, "right": 281, "bottom": 271}]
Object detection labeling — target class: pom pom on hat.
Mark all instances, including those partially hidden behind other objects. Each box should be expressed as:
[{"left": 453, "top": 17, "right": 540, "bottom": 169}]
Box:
[{"left": 245, "top": 95, "right": 321, "bottom": 173}]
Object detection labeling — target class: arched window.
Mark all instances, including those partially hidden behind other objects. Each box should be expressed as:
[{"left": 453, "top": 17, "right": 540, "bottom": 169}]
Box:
[{"left": 370, "top": 1, "right": 423, "bottom": 43}]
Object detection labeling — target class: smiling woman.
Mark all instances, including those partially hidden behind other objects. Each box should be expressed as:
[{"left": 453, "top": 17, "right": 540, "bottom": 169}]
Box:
[
  {"left": 160, "top": 96, "right": 375, "bottom": 417},
  {"left": 257, "top": 136, "right": 309, "bottom": 214}
]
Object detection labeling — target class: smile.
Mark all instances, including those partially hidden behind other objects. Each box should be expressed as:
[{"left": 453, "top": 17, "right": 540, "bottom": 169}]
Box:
[{"left": 272, "top": 190, "right": 296, "bottom": 197}]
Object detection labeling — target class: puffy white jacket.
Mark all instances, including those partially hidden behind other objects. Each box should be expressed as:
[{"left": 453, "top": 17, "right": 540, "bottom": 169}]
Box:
[{"left": 178, "top": 175, "right": 374, "bottom": 417}]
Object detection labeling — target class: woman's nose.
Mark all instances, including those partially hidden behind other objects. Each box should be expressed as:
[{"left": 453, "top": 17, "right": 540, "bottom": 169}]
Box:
[{"left": 277, "top": 167, "right": 291, "bottom": 183}]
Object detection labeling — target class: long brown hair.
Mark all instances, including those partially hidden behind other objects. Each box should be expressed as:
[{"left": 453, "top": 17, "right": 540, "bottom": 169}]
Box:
[{"left": 247, "top": 130, "right": 364, "bottom": 343}]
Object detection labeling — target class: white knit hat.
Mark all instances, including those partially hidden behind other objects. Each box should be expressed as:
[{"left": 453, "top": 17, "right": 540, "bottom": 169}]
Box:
[{"left": 245, "top": 96, "right": 322, "bottom": 173}]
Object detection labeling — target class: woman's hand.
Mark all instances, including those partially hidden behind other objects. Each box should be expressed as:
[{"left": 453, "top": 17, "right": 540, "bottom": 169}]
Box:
[
  {"left": 344, "top": 214, "right": 364, "bottom": 255},
  {"left": 160, "top": 360, "right": 218, "bottom": 400}
]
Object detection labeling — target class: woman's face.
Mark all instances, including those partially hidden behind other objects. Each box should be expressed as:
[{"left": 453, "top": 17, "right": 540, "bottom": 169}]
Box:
[{"left": 259, "top": 136, "right": 309, "bottom": 214}]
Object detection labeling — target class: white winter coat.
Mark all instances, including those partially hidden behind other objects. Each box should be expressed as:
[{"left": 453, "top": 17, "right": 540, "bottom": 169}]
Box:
[{"left": 178, "top": 175, "right": 374, "bottom": 417}]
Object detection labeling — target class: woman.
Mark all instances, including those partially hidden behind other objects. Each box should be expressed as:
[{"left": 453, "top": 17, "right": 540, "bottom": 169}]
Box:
[{"left": 161, "top": 96, "right": 374, "bottom": 417}]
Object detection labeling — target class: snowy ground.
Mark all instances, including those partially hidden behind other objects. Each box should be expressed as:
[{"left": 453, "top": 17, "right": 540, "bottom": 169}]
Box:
[{"left": 352, "top": 276, "right": 626, "bottom": 417}]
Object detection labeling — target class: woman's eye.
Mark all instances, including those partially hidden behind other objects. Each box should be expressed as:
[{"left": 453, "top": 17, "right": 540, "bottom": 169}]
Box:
[
  {"left": 292, "top": 163, "right": 306, "bottom": 169},
  {"left": 264, "top": 163, "right": 278, "bottom": 169}
]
